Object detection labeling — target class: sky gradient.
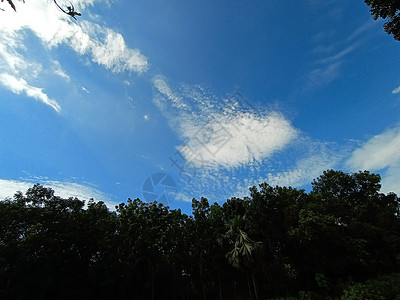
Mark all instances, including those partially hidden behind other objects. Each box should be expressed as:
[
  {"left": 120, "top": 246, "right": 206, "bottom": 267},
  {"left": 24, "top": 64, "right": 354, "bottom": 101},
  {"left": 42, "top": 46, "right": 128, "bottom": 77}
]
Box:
[{"left": 1, "top": 0, "right": 400, "bottom": 212}]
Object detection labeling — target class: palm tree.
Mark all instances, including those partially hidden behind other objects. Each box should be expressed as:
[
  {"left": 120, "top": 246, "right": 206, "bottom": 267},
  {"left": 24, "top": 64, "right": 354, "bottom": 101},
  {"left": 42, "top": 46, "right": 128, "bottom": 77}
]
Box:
[{"left": 225, "top": 216, "right": 261, "bottom": 300}]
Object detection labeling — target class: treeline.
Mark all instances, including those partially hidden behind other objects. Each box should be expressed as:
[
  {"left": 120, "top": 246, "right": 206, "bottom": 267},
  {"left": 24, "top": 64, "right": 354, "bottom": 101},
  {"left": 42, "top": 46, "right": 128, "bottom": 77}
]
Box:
[{"left": 1, "top": 170, "right": 400, "bottom": 299}]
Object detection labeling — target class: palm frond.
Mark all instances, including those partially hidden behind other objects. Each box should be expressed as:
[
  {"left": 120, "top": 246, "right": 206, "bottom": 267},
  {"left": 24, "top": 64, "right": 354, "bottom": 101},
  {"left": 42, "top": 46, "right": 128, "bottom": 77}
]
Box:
[{"left": 7, "top": 0, "right": 16, "bottom": 11}]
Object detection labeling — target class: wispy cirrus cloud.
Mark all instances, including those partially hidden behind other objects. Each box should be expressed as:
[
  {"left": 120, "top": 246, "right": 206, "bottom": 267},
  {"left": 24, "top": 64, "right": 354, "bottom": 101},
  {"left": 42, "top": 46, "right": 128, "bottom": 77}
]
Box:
[
  {"left": 392, "top": 85, "right": 400, "bottom": 94},
  {"left": 153, "top": 76, "right": 297, "bottom": 170},
  {"left": 21, "top": 2, "right": 149, "bottom": 73},
  {"left": 381, "top": 162, "right": 400, "bottom": 195},
  {"left": 346, "top": 124, "right": 400, "bottom": 194},
  {"left": 153, "top": 75, "right": 399, "bottom": 202},
  {"left": 88, "top": 26, "right": 148, "bottom": 73},
  {"left": 346, "top": 20, "right": 377, "bottom": 42},
  {"left": 0, "top": 0, "right": 147, "bottom": 111},
  {"left": 52, "top": 60, "right": 70, "bottom": 82},
  {"left": 306, "top": 20, "right": 374, "bottom": 90},
  {"left": 346, "top": 125, "right": 400, "bottom": 170},
  {"left": 153, "top": 76, "right": 188, "bottom": 110},
  {"left": 0, "top": 73, "right": 61, "bottom": 112},
  {"left": 169, "top": 135, "right": 344, "bottom": 203},
  {"left": 178, "top": 112, "right": 297, "bottom": 169},
  {"left": 306, "top": 61, "right": 342, "bottom": 89},
  {"left": 306, "top": 42, "right": 360, "bottom": 89},
  {"left": 265, "top": 141, "right": 345, "bottom": 188},
  {"left": 316, "top": 44, "right": 359, "bottom": 66},
  {"left": 152, "top": 77, "right": 344, "bottom": 202}
]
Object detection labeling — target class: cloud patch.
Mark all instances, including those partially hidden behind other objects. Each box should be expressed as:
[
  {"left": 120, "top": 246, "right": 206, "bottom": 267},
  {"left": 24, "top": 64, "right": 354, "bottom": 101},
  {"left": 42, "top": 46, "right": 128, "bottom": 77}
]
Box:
[
  {"left": 0, "top": 178, "right": 117, "bottom": 209},
  {"left": 346, "top": 125, "right": 400, "bottom": 171},
  {"left": 153, "top": 76, "right": 297, "bottom": 169},
  {"left": 392, "top": 85, "right": 400, "bottom": 94},
  {"left": 152, "top": 77, "right": 344, "bottom": 203},
  {"left": 0, "top": 73, "right": 61, "bottom": 112},
  {"left": 3, "top": 2, "right": 149, "bottom": 73},
  {"left": 306, "top": 21, "right": 369, "bottom": 90},
  {"left": 346, "top": 124, "right": 400, "bottom": 195},
  {"left": 179, "top": 112, "right": 297, "bottom": 169},
  {"left": 0, "top": 0, "right": 148, "bottom": 111},
  {"left": 52, "top": 60, "right": 70, "bottom": 81},
  {"left": 266, "top": 144, "right": 343, "bottom": 188},
  {"left": 89, "top": 27, "right": 148, "bottom": 73}
]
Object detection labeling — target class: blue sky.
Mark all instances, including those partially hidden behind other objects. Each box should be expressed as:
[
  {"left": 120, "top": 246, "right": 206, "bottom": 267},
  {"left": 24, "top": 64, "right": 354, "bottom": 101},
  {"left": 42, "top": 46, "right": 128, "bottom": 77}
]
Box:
[{"left": 1, "top": 0, "right": 400, "bottom": 212}]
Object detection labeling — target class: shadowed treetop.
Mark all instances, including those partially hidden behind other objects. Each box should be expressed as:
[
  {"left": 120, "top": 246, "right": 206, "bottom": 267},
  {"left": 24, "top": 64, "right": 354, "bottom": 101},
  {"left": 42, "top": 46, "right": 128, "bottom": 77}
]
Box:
[{"left": 364, "top": 0, "right": 400, "bottom": 40}]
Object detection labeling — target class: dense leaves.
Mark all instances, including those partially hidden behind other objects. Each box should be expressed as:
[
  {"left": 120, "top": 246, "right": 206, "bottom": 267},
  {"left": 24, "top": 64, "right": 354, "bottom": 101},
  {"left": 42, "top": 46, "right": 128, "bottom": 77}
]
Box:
[
  {"left": 1, "top": 171, "right": 400, "bottom": 299},
  {"left": 364, "top": 0, "right": 400, "bottom": 40}
]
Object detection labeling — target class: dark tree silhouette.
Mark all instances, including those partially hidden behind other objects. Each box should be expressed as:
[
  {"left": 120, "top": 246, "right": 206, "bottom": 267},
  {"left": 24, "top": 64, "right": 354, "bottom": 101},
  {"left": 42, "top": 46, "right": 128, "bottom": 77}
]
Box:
[
  {"left": 365, "top": 0, "right": 400, "bottom": 40},
  {"left": 1, "top": 171, "right": 400, "bottom": 299}
]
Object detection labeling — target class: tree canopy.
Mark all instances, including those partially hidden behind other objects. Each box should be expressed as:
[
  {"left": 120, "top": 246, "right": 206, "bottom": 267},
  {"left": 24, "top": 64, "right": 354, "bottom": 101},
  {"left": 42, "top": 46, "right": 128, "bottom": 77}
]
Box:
[
  {"left": 364, "top": 0, "right": 400, "bottom": 40},
  {"left": 1, "top": 170, "right": 400, "bottom": 299}
]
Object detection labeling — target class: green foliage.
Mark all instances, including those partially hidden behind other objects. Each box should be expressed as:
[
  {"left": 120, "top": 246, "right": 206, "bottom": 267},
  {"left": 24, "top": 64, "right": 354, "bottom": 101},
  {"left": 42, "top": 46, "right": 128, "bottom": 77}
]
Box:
[
  {"left": 1, "top": 170, "right": 400, "bottom": 299},
  {"left": 268, "top": 297, "right": 299, "bottom": 300},
  {"left": 225, "top": 216, "right": 262, "bottom": 269},
  {"left": 341, "top": 273, "right": 400, "bottom": 300},
  {"left": 364, "top": 0, "right": 400, "bottom": 40}
]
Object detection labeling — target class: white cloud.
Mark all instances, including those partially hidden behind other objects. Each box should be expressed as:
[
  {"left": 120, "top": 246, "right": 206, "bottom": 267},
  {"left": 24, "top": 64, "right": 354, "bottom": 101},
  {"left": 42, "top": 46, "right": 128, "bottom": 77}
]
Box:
[
  {"left": 12, "top": 2, "right": 149, "bottom": 73},
  {"left": 179, "top": 112, "right": 297, "bottom": 169},
  {"left": 0, "top": 178, "right": 117, "bottom": 209},
  {"left": 89, "top": 27, "right": 148, "bottom": 73},
  {"left": 174, "top": 192, "right": 193, "bottom": 203},
  {"left": 52, "top": 60, "right": 70, "bottom": 81},
  {"left": 317, "top": 44, "right": 359, "bottom": 66},
  {"left": 266, "top": 149, "right": 340, "bottom": 188},
  {"left": 171, "top": 139, "right": 343, "bottom": 204},
  {"left": 306, "top": 61, "right": 342, "bottom": 90},
  {"left": 0, "top": 180, "right": 32, "bottom": 199},
  {"left": 307, "top": 43, "right": 359, "bottom": 89},
  {"left": 347, "top": 20, "right": 377, "bottom": 42},
  {"left": 0, "top": 73, "right": 61, "bottom": 112},
  {"left": 153, "top": 75, "right": 188, "bottom": 109},
  {"left": 153, "top": 77, "right": 297, "bottom": 170},
  {"left": 152, "top": 78, "right": 348, "bottom": 203},
  {"left": 0, "top": 0, "right": 147, "bottom": 110},
  {"left": 0, "top": 30, "right": 42, "bottom": 77},
  {"left": 307, "top": 23, "right": 364, "bottom": 90},
  {"left": 392, "top": 85, "right": 400, "bottom": 94},
  {"left": 381, "top": 162, "right": 400, "bottom": 194},
  {"left": 346, "top": 125, "right": 400, "bottom": 195},
  {"left": 346, "top": 125, "right": 400, "bottom": 171}
]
